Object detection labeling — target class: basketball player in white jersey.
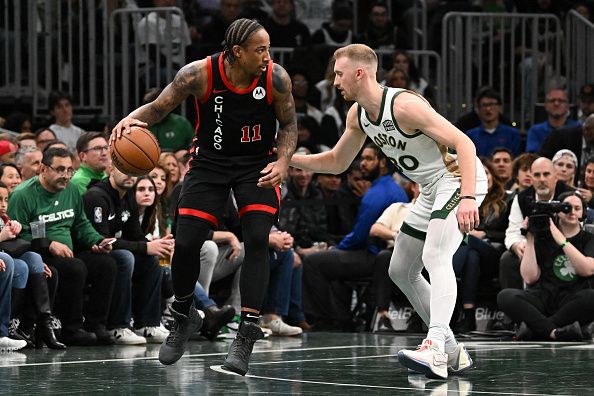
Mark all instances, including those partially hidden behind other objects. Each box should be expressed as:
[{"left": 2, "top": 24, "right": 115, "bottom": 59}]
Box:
[{"left": 288, "top": 44, "right": 488, "bottom": 380}]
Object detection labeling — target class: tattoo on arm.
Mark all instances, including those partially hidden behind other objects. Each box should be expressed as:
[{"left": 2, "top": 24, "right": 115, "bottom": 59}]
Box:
[
  {"left": 272, "top": 64, "right": 298, "bottom": 163},
  {"left": 129, "top": 63, "right": 202, "bottom": 125}
]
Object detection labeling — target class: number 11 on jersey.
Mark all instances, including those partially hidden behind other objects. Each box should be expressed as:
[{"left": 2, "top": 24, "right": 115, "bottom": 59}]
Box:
[{"left": 241, "top": 124, "right": 262, "bottom": 143}]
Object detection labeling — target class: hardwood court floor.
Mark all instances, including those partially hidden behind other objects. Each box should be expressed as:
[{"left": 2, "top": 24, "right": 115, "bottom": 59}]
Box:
[{"left": 1, "top": 332, "right": 593, "bottom": 395}]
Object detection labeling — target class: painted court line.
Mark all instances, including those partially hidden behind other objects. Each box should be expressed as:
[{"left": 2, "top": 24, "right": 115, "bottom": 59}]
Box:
[
  {"left": 209, "top": 366, "right": 561, "bottom": 396},
  {"left": 250, "top": 353, "right": 398, "bottom": 365},
  {"left": 0, "top": 345, "right": 381, "bottom": 369}
]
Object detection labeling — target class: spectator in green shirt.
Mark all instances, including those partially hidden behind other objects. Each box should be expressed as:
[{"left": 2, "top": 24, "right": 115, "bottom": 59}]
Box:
[
  {"left": 8, "top": 147, "right": 118, "bottom": 346},
  {"left": 70, "top": 132, "right": 110, "bottom": 195},
  {"left": 144, "top": 88, "right": 194, "bottom": 152}
]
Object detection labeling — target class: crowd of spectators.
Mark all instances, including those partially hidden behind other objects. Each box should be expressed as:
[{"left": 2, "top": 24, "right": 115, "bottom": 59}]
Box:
[{"left": 2, "top": 0, "right": 594, "bottom": 353}]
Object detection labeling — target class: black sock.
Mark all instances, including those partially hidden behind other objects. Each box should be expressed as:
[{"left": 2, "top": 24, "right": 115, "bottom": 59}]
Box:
[
  {"left": 172, "top": 295, "right": 193, "bottom": 316},
  {"left": 241, "top": 311, "right": 260, "bottom": 325}
]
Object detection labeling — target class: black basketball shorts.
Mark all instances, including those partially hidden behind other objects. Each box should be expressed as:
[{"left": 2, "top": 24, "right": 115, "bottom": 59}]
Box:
[{"left": 176, "top": 149, "right": 280, "bottom": 228}]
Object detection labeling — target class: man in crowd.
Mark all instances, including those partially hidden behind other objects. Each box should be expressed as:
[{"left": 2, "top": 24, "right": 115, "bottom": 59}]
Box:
[
  {"left": 48, "top": 91, "right": 84, "bottom": 152},
  {"left": 15, "top": 145, "right": 42, "bottom": 181},
  {"left": 84, "top": 167, "right": 174, "bottom": 344},
  {"left": 9, "top": 148, "right": 117, "bottom": 346},
  {"left": 70, "top": 132, "right": 110, "bottom": 195},
  {"left": 465, "top": 89, "right": 521, "bottom": 157},
  {"left": 300, "top": 145, "right": 408, "bottom": 330},
  {"left": 526, "top": 88, "right": 579, "bottom": 153}
]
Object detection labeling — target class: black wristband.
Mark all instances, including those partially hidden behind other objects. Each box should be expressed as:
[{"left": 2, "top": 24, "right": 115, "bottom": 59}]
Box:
[{"left": 460, "top": 195, "right": 476, "bottom": 200}]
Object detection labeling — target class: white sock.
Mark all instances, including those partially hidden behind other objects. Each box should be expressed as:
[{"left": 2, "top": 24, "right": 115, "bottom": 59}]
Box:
[
  {"left": 445, "top": 328, "right": 458, "bottom": 354},
  {"left": 427, "top": 324, "right": 448, "bottom": 352}
]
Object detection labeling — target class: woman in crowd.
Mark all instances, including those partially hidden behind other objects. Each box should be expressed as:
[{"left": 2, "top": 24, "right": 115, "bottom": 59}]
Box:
[
  {"left": 159, "top": 152, "right": 181, "bottom": 193},
  {"left": 452, "top": 160, "right": 514, "bottom": 332},
  {"left": 135, "top": 176, "right": 160, "bottom": 240},
  {"left": 384, "top": 68, "right": 411, "bottom": 89},
  {"left": 552, "top": 149, "right": 578, "bottom": 187},
  {"left": 392, "top": 50, "right": 432, "bottom": 99},
  {"left": 578, "top": 157, "right": 594, "bottom": 207},
  {"left": 148, "top": 165, "right": 171, "bottom": 236},
  {"left": 498, "top": 192, "right": 594, "bottom": 341},
  {"left": 0, "top": 164, "right": 22, "bottom": 193}
]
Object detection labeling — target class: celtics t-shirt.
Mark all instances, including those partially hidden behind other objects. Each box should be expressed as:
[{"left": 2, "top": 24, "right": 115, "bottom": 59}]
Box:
[
  {"left": 535, "top": 230, "right": 594, "bottom": 292},
  {"left": 148, "top": 113, "right": 194, "bottom": 152}
]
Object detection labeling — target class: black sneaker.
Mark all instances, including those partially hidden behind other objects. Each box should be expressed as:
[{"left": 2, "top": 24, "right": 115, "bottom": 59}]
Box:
[
  {"left": 201, "top": 305, "right": 236, "bottom": 341},
  {"left": 555, "top": 321, "right": 583, "bottom": 341},
  {"left": 91, "top": 324, "right": 116, "bottom": 345},
  {"left": 158, "top": 305, "right": 204, "bottom": 365},
  {"left": 223, "top": 321, "right": 264, "bottom": 376},
  {"left": 59, "top": 328, "right": 98, "bottom": 346},
  {"left": 8, "top": 318, "right": 36, "bottom": 348},
  {"left": 514, "top": 322, "right": 534, "bottom": 341}
]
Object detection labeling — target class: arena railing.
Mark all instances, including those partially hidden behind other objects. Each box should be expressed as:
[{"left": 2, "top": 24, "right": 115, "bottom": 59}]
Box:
[
  {"left": 108, "top": 6, "right": 186, "bottom": 121},
  {"left": 441, "top": 12, "right": 563, "bottom": 131},
  {"left": 565, "top": 10, "right": 594, "bottom": 108},
  {"left": 375, "top": 48, "right": 443, "bottom": 112},
  {"left": 0, "top": 0, "right": 35, "bottom": 102},
  {"left": 0, "top": 0, "right": 110, "bottom": 122},
  {"left": 411, "top": 0, "right": 428, "bottom": 51}
]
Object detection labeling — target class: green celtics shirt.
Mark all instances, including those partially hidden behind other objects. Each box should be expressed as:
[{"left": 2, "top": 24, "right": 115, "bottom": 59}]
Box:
[
  {"left": 534, "top": 230, "right": 594, "bottom": 292},
  {"left": 8, "top": 176, "right": 104, "bottom": 250},
  {"left": 70, "top": 163, "right": 107, "bottom": 195},
  {"left": 149, "top": 113, "right": 194, "bottom": 151}
]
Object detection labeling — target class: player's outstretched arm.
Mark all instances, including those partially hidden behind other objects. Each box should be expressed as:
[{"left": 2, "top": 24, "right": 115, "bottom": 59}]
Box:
[
  {"left": 290, "top": 104, "right": 366, "bottom": 174},
  {"left": 112, "top": 60, "right": 207, "bottom": 139},
  {"left": 258, "top": 64, "right": 298, "bottom": 188}
]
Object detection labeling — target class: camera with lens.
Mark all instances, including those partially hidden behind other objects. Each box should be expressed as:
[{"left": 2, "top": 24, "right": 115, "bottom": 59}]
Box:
[{"left": 524, "top": 200, "right": 572, "bottom": 235}]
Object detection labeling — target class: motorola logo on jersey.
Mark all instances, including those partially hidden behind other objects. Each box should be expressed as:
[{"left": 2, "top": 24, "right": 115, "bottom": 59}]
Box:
[{"left": 253, "top": 87, "right": 266, "bottom": 100}]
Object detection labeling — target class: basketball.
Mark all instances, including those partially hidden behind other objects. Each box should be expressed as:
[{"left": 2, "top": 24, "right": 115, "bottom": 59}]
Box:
[{"left": 110, "top": 126, "right": 161, "bottom": 176}]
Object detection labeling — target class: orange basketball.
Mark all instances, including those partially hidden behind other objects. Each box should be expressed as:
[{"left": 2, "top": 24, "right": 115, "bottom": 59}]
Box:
[{"left": 110, "top": 126, "right": 161, "bottom": 176}]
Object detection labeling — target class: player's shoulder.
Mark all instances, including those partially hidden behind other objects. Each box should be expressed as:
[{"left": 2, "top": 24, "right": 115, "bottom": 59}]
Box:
[
  {"left": 270, "top": 63, "right": 291, "bottom": 95},
  {"left": 391, "top": 89, "right": 433, "bottom": 123},
  {"left": 346, "top": 103, "right": 362, "bottom": 123},
  {"left": 172, "top": 59, "right": 210, "bottom": 95}
]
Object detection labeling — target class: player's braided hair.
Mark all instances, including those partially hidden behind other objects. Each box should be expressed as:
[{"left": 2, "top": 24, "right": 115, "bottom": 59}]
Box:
[{"left": 223, "top": 18, "right": 263, "bottom": 64}]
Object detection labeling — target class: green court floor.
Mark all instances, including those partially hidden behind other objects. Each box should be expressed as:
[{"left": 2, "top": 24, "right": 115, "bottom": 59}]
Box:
[{"left": 1, "top": 333, "right": 592, "bottom": 395}]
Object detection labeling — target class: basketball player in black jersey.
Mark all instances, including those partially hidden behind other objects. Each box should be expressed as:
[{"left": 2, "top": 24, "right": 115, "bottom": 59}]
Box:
[{"left": 111, "top": 19, "right": 298, "bottom": 375}]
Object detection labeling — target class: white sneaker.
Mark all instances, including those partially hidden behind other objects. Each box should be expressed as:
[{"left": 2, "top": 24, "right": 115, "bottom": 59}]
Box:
[
  {"left": 398, "top": 339, "right": 448, "bottom": 380},
  {"left": 447, "top": 342, "right": 473, "bottom": 373},
  {"left": 113, "top": 328, "right": 147, "bottom": 345},
  {"left": 0, "top": 336, "right": 27, "bottom": 352},
  {"left": 409, "top": 342, "right": 474, "bottom": 374},
  {"left": 268, "top": 318, "right": 302, "bottom": 336},
  {"left": 135, "top": 325, "right": 169, "bottom": 343}
]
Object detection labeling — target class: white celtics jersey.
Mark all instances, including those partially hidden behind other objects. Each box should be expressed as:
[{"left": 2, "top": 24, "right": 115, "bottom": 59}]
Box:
[{"left": 357, "top": 87, "right": 461, "bottom": 186}]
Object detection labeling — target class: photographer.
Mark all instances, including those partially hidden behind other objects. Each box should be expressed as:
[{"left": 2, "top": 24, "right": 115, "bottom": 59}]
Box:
[
  {"left": 501, "top": 157, "right": 573, "bottom": 290},
  {"left": 497, "top": 192, "right": 594, "bottom": 341}
]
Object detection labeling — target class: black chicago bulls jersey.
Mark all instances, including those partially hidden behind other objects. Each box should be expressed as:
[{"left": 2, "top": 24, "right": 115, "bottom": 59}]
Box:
[{"left": 191, "top": 52, "right": 277, "bottom": 157}]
